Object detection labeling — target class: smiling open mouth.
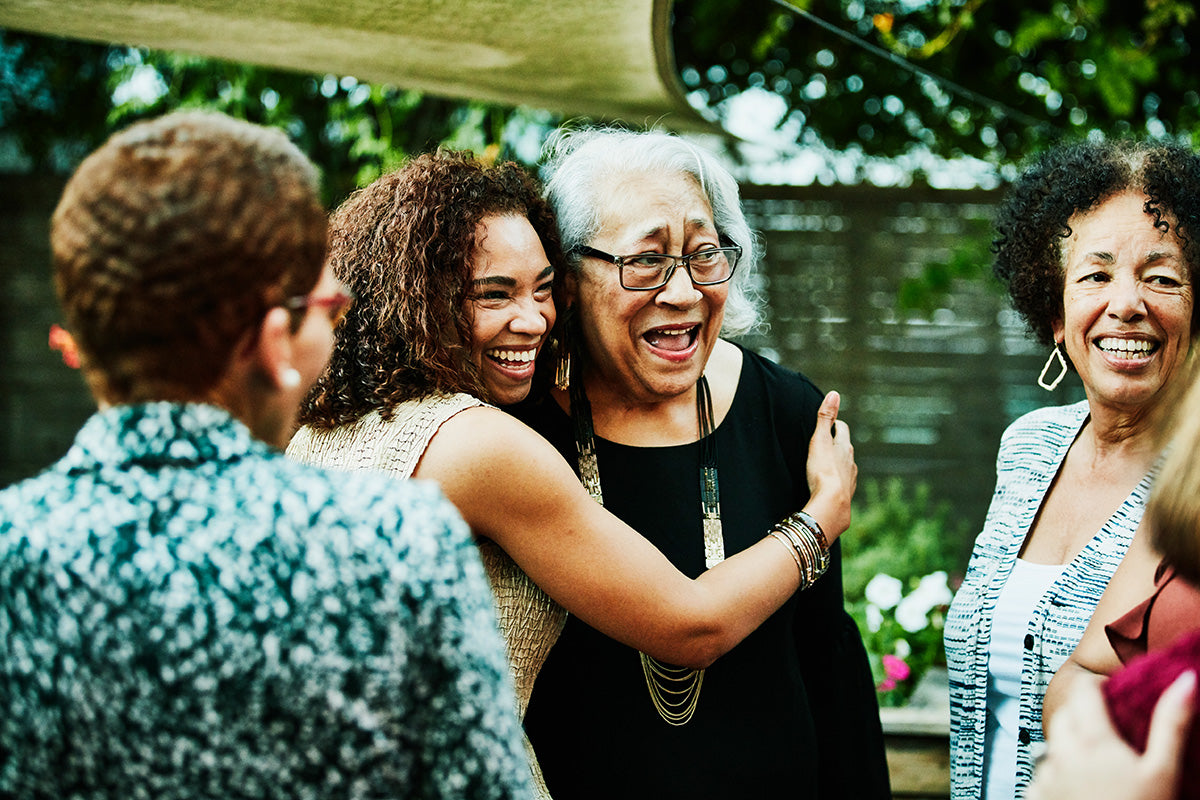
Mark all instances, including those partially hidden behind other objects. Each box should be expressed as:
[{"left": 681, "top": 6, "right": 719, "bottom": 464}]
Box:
[
  {"left": 1095, "top": 337, "right": 1159, "bottom": 358},
  {"left": 645, "top": 325, "right": 699, "bottom": 352},
  {"left": 486, "top": 348, "right": 537, "bottom": 366}
]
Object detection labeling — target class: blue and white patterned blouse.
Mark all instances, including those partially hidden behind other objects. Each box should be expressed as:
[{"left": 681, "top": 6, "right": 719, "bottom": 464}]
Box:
[
  {"left": 0, "top": 402, "right": 534, "bottom": 800},
  {"left": 944, "top": 400, "right": 1154, "bottom": 800}
]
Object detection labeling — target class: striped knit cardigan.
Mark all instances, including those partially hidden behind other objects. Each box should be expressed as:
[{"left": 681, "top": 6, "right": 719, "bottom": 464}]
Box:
[{"left": 944, "top": 401, "right": 1155, "bottom": 800}]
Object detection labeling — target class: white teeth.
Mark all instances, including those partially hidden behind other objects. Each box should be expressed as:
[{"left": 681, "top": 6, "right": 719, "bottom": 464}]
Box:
[
  {"left": 487, "top": 349, "right": 536, "bottom": 363},
  {"left": 1097, "top": 338, "right": 1155, "bottom": 356}
]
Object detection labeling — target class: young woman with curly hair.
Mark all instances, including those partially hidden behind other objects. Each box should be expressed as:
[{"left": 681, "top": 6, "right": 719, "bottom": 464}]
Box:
[
  {"left": 286, "top": 149, "right": 858, "bottom": 798},
  {"left": 944, "top": 139, "right": 1200, "bottom": 800}
]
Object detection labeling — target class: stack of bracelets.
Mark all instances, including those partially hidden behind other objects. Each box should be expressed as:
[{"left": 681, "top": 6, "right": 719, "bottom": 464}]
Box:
[{"left": 768, "top": 510, "right": 831, "bottom": 590}]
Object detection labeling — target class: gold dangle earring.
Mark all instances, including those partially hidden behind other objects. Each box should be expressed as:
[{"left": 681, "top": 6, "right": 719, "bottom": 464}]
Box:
[
  {"left": 1038, "top": 341, "right": 1068, "bottom": 391},
  {"left": 554, "top": 305, "right": 574, "bottom": 391}
]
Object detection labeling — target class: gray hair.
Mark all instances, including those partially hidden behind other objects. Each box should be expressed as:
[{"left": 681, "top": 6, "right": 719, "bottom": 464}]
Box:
[{"left": 540, "top": 126, "right": 762, "bottom": 336}]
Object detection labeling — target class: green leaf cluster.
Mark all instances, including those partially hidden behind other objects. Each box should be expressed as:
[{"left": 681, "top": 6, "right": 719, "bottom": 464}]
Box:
[
  {"left": 676, "top": 0, "right": 1200, "bottom": 166},
  {"left": 0, "top": 29, "right": 559, "bottom": 207},
  {"left": 896, "top": 217, "right": 997, "bottom": 316},
  {"left": 842, "top": 476, "right": 969, "bottom": 602},
  {"left": 841, "top": 476, "right": 970, "bottom": 705}
]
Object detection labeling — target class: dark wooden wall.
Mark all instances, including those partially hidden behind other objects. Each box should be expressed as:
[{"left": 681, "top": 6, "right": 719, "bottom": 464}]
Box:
[
  {"left": 1, "top": 174, "right": 93, "bottom": 488},
  {"left": 736, "top": 183, "right": 1084, "bottom": 559}
]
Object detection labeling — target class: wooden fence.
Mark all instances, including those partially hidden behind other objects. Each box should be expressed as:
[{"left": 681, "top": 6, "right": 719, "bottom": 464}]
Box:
[{"left": 737, "top": 183, "right": 1084, "bottom": 564}]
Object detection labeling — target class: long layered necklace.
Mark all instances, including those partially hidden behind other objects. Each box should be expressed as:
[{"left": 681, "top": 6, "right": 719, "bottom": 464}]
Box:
[{"left": 569, "top": 372, "right": 723, "bottom": 726}]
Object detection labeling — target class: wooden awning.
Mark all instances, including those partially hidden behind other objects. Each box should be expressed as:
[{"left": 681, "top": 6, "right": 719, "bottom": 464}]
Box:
[{"left": 0, "top": 0, "right": 712, "bottom": 128}]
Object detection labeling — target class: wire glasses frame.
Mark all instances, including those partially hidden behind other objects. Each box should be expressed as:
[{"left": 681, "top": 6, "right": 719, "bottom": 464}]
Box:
[
  {"left": 284, "top": 287, "right": 355, "bottom": 325},
  {"left": 574, "top": 243, "right": 743, "bottom": 291}
]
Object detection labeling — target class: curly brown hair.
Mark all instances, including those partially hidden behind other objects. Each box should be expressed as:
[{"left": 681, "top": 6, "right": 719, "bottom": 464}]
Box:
[
  {"left": 993, "top": 138, "right": 1200, "bottom": 348},
  {"left": 51, "top": 111, "right": 327, "bottom": 403},
  {"left": 300, "top": 150, "right": 565, "bottom": 429}
]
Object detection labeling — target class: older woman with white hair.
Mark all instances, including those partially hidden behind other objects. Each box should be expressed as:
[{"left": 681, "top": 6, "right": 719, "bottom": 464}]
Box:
[{"left": 511, "top": 126, "right": 890, "bottom": 800}]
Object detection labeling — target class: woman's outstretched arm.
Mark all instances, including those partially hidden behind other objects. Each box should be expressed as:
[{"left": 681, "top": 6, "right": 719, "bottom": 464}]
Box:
[{"left": 415, "top": 391, "right": 855, "bottom": 669}]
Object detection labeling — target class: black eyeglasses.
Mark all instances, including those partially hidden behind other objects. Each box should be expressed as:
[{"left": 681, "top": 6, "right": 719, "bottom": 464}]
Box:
[
  {"left": 574, "top": 243, "right": 742, "bottom": 291},
  {"left": 284, "top": 288, "right": 355, "bottom": 325}
]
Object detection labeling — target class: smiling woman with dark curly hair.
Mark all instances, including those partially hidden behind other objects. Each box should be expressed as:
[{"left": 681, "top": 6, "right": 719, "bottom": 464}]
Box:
[
  {"left": 945, "top": 139, "right": 1200, "bottom": 800},
  {"left": 992, "top": 140, "right": 1200, "bottom": 349},
  {"left": 299, "top": 151, "right": 566, "bottom": 420},
  {"left": 286, "top": 149, "right": 860, "bottom": 799}
]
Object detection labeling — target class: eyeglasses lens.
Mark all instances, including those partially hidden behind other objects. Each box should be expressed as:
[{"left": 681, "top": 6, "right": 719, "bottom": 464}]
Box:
[{"left": 621, "top": 248, "right": 739, "bottom": 290}]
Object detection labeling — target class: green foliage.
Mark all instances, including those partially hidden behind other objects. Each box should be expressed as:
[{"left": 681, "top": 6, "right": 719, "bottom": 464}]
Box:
[
  {"left": 841, "top": 477, "right": 969, "bottom": 705},
  {"left": 0, "top": 29, "right": 559, "bottom": 206},
  {"left": 896, "top": 217, "right": 997, "bottom": 316},
  {"left": 9, "top": 3, "right": 1200, "bottom": 180},
  {"left": 0, "top": 29, "right": 113, "bottom": 168},
  {"left": 842, "top": 477, "right": 969, "bottom": 601},
  {"left": 675, "top": 0, "right": 1200, "bottom": 165},
  {"left": 1011, "top": 8, "right": 1072, "bottom": 53}
]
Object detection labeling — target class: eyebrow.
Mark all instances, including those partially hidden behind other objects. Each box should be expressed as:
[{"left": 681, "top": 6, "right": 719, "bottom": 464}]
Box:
[
  {"left": 1075, "top": 248, "right": 1185, "bottom": 277},
  {"left": 631, "top": 218, "right": 718, "bottom": 244},
  {"left": 1144, "top": 250, "right": 1181, "bottom": 264},
  {"left": 1077, "top": 250, "right": 1182, "bottom": 267},
  {"left": 470, "top": 264, "right": 554, "bottom": 288}
]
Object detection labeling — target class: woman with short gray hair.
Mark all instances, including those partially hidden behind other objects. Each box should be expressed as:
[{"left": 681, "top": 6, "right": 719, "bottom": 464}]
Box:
[{"left": 513, "top": 125, "right": 890, "bottom": 800}]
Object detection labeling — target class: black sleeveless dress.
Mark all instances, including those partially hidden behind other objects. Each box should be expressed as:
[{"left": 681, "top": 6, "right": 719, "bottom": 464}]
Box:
[{"left": 511, "top": 346, "right": 890, "bottom": 800}]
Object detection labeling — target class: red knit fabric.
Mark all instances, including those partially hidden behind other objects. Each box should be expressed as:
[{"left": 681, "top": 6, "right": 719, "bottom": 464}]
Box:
[{"left": 1103, "top": 629, "right": 1200, "bottom": 800}]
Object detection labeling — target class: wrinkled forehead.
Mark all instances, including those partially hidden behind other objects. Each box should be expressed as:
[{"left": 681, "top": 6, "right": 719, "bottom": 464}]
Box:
[
  {"left": 1061, "top": 190, "right": 1187, "bottom": 266},
  {"left": 591, "top": 169, "right": 716, "bottom": 241}
]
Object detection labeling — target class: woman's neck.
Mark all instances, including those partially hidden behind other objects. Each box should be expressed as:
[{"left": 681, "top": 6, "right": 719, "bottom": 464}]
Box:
[
  {"left": 557, "top": 339, "right": 742, "bottom": 447},
  {"left": 1078, "top": 402, "right": 1164, "bottom": 477},
  {"left": 546, "top": 369, "right": 699, "bottom": 447}
]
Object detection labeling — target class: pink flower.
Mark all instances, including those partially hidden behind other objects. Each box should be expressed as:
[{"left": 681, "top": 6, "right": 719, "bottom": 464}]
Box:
[
  {"left": 877, "top": 677, "right": 897, "bottom": 692},
  {"left": 882, "top": 654, "right": 911, "bottom": 681}
]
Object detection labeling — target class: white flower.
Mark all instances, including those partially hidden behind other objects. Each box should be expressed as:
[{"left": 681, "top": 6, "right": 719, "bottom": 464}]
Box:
[
  {"left": 894, "top": 638, "right": 912, "bottom": 658},
  {"left": 895, "top": 593, "right": 930, "bottom": 633},
  {"left": 866, "top": 604, "right": 884, "bottom": 632},
  {"left": 909, "top": 571, "right": 954, "bottom": 615},
  {"left": 865, "top": 573, "right": 903, "bottom": 610}
]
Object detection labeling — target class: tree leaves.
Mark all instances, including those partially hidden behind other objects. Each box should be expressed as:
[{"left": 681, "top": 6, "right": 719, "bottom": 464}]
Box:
[
  {"left": 0, "top": 29, "right": 555, "bottom": 206},
  {"left": 675, "top": 0, "right": 1200, "bottom": 165}
]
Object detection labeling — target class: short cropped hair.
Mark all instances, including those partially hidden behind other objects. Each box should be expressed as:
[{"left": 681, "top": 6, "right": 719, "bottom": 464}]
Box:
[
  {"left": 299, "top": 150, "right": 565, "bottom": 429},
  {"left": 51, "top": 110, "right": 327, "bottom": 403},
  {"left": 540, "top": 126, "right": 762, "bottom": 336},
  {"left": 993, "top": 138, "right": 1200, "bottom": 346}
]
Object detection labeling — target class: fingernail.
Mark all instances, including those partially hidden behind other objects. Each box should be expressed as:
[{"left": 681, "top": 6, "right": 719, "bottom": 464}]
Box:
[{"left": 1164, "top": 670, "right": 1197, "bottom": 705}]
